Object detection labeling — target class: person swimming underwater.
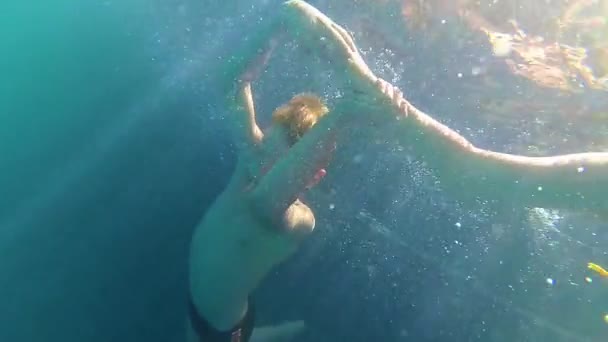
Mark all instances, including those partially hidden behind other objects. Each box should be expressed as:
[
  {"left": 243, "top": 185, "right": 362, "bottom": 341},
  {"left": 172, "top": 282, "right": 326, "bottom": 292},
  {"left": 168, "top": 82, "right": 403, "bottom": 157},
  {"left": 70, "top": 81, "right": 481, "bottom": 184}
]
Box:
[{"left": 187, "top": 64, "right": 335, "bottom": 342}]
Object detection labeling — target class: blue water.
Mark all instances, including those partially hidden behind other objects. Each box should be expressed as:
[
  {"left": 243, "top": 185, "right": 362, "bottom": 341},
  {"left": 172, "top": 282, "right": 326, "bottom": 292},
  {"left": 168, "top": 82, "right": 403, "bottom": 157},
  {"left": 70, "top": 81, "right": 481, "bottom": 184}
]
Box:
[{"left": 1, "top": 1, "right": 607, "bottom": 341}]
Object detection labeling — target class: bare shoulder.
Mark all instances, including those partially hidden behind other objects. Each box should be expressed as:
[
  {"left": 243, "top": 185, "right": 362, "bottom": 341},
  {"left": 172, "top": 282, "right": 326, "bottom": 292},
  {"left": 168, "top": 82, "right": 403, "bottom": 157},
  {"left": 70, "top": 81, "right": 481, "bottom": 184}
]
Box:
[{"left": 281, "top": 199, "right": 316, "bottom": 239}]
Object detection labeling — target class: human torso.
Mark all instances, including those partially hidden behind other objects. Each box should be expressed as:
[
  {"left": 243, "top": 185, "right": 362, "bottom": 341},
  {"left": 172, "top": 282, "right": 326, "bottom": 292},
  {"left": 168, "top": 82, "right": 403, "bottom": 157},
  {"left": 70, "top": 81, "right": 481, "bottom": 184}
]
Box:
[
  {"left": 189, "top": 145, "right": 307, "bottom": 330},
  {"left": 189, "top": 126, "right": 323, "bottom": 330}
]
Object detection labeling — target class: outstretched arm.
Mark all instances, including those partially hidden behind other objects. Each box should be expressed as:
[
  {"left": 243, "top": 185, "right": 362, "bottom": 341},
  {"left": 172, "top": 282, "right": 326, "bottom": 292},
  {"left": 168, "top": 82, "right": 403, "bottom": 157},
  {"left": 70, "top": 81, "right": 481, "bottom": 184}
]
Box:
[
  {"left": 374, "top": 79, "right": 608, "bottom": 213},
  {"left": 281, "top": 0, "right": 608, "bottom": 212}
]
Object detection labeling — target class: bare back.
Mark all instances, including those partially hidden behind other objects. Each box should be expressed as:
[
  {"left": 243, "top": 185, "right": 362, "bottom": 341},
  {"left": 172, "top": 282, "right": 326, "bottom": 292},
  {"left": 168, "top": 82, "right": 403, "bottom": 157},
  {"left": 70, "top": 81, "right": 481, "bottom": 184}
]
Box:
[{"left": 189, "top": 148, "right": 316, "bottom": 330}]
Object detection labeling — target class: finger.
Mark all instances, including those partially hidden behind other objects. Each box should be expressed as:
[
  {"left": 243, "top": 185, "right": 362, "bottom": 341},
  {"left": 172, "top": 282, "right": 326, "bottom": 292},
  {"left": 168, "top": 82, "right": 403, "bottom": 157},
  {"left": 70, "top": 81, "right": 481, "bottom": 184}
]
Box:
[
  {"left": 393, "top": 87, "right": 403, "bottom": 104},
  {"left": 385, "top": 83, "right": 394, "bottom": 98},
  {"left": 395, "top": 87, "right": 403, "bottom": 99}
]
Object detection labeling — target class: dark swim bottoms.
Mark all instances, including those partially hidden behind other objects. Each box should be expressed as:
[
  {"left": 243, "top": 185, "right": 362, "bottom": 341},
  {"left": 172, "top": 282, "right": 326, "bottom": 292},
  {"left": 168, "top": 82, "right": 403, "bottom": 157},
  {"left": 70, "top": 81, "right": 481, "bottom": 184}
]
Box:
[{"left": 188, "top": 297, "right": 255, "bottom": 342}]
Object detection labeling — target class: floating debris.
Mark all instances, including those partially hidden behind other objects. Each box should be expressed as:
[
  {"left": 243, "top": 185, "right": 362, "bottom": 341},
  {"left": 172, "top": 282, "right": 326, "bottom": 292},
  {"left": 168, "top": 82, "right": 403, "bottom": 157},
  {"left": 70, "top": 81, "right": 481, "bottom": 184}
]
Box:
[{"left": 588, "top": 262, "right": 608, "bottom": 277}]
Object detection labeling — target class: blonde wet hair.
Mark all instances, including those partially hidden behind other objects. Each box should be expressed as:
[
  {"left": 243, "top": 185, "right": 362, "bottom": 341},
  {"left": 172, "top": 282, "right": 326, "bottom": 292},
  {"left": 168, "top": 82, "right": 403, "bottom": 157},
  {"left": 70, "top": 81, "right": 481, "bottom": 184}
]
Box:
[{"left": 272, "top": 93, "right": 329, "bottom": 145}]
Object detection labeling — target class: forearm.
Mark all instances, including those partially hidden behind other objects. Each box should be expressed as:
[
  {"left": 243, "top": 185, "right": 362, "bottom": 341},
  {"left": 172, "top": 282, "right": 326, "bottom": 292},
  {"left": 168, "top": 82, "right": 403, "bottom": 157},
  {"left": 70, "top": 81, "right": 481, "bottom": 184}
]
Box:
[
  {"left": 466, "top": 149, "right": 608, "bottom": 212},
  {"left": 374, "top": 84, "right": 608, "bottom": 212},
  {"left": 384, "top": 94, "right": 606, "bottom": 209}
]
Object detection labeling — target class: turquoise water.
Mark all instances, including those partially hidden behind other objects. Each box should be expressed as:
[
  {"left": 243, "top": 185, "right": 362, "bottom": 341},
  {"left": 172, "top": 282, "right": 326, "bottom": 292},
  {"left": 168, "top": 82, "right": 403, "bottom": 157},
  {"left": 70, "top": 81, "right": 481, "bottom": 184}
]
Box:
[
  {"left": 1, "top": 1, "right": 157, "bottom": 217},
  {"left": 1, "top": 1, "right": 607, "bottom": 341},
  {"left": 1, "top": 2, "right": 195, "bottom": 340}
]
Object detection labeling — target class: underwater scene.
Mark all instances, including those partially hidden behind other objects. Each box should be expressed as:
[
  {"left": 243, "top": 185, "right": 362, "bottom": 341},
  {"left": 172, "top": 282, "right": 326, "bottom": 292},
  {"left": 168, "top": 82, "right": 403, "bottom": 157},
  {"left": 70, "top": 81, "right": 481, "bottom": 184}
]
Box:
[{"left": 1, "top": 0, "right": 608, "bottom": 341}]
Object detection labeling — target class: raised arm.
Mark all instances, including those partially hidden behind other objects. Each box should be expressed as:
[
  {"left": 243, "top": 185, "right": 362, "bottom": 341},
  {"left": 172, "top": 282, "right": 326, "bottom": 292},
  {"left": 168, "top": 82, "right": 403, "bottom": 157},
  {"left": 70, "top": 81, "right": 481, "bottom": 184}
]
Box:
[
  {"left": 221, "top": 15, "right": 285, "bottom": 148},
  {"left": 232, "top": 81, "right": 264, "bottom": 146},
  {"left": 281, "top": 0, "right": 608, "bottom": 212}
]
